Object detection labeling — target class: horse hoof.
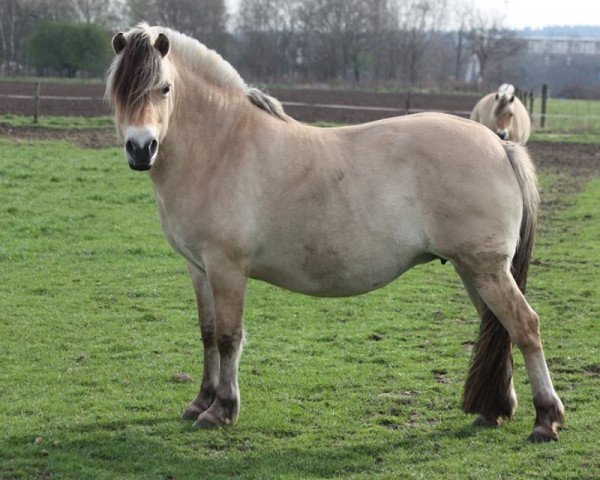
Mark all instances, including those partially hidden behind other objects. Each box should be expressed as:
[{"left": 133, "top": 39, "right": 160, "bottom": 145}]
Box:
[
  {"left": 473, "top": 415, "right": 501, "bottom": 428},
  {"left": 528, "top": 426, "right": 559, "bottom": 442},
  {"left": 181, "top": 404, "right": 203, "bottom": 421},
  {"left": 193, "top": 410, "right": 228, "bottom": 429}
]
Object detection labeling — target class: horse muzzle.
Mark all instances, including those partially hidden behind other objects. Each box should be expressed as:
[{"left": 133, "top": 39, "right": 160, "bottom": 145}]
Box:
[
  {"left": 124, "top": 127, "right": 159, "bottom": 171},
  {"left": 496, "top": 130, "right": 509, "bottom": 141}
]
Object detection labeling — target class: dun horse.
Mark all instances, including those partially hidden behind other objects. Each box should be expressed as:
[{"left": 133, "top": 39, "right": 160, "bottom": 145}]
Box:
[
  {"left": 106, "top": 24, "right": 564, "bottom": 441},
  {"left": 470, "top": 84, "right": 531, "bottom": 145}
]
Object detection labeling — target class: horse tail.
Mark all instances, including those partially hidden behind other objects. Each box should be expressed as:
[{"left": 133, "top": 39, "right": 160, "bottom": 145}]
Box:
[
  {"left": 462, "top": 143, "right": 539, "bottom": 420},
  {"left": 504, "top": 143, "right": 539, "bottom": 291}
]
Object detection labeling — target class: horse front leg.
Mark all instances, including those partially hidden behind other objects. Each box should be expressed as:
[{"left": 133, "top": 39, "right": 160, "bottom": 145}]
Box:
[
  {"left": 194, "top": 257, "right": 247, "bottom": 428},
  {"left": 182, "top": 263, "right": 220, "bottom": 420}
]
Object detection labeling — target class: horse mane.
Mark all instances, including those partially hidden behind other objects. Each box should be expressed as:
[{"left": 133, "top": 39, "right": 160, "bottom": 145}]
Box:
[{"left": 106, "top": 23, "right": 289, "bottom": 121}]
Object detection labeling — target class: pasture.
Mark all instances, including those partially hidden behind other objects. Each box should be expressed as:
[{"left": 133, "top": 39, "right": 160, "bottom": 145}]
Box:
[{"left": 0, "top": 138, "right": 599, "bottom": 479}]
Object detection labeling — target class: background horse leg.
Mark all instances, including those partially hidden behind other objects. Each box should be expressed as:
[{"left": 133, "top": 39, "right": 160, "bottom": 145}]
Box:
[
  {"left": 195, "top": 259, "right": 247, "bottom": 428},
  {"left": 457, "top": 270, "right": 517, "bottom": 427},
  {"left": 472, "top": 269, "right": 564, "bottom": 441},
  {"left": 182, "top": 263, "right": 220, "bottom": 420}
]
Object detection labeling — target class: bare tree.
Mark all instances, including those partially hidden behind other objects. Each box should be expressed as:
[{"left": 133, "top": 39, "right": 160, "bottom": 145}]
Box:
[
  {"left": 392, "top": 0, "right": 448, "bottom": 84},
  {"left": 464, "top": 8, "right": 525, "bottom": 89},
  {"left": 0, "top": 0, "right": 76, "bottom": 74},
  {"left": 237, "top": 0, "right": 299, "bottom": 80},
  {"left": 71, "top": 0, "right": 126, "bottom": 28},
  {"left": 127, "top": 0, "right": 227, "bottom": 49},
  {"left": 297, "top": 0, "right": 376, "bottom": 81}
]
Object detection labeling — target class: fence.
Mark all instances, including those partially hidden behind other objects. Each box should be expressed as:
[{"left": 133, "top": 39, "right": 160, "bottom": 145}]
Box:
[{"left": 1, "top": 82, "right": 599, "bottom": 136}]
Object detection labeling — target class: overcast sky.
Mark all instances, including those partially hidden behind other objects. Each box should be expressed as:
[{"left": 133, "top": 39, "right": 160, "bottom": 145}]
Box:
[{"left": 225, "top": 0, "right": 600, "bottom": 30}]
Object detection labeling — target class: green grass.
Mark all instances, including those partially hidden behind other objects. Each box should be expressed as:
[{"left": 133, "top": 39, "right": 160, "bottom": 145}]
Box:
[
  {"left": 0, "top": 140, "right": 599, "bottom": 479},
  {"left": 0, "top": 114, "right": 113, "bottom": 130},
  {"left": 531, "top": 97, "right": 600, "bottom": 139}
]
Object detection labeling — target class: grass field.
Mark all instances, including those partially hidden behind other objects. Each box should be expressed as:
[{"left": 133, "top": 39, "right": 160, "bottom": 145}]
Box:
[
  {"left": 0, "top": 114, "right": 113, "bottom": 130},
  {"left": 0, "top": 140, "right": 599, "bottom": 479},
  {"left": 531, "top": 97, "right": 600, "bottom": 143}
]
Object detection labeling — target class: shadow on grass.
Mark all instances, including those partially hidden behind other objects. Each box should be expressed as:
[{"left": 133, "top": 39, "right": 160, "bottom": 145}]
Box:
[{"left": 1, "top": 415, "right": 485, "bottom": 479}]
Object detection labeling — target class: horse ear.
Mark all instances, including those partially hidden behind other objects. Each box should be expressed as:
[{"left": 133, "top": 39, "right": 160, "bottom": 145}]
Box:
[
  {"left": 154, "top": 33, "right": 170, "bottom": 57},
  {"left": 112, "top": 32, "right": 127, "bottom": 54}
]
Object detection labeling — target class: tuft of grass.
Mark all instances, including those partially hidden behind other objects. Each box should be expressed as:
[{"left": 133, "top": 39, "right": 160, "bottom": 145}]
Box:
[
  {"left": 0, "top": 114, "right": 114, "bottom": 129},
  {"left": 0, "top": 139, "right": 599, "bottom": 479}
]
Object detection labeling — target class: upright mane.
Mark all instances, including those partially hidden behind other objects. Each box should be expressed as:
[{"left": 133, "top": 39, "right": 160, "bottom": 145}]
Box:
[
  {"left": 493, "top": 83, "right": 515, "bottom": 117},
  {"left": 106, "top": 23, "right": 288, "bottom": 121}
]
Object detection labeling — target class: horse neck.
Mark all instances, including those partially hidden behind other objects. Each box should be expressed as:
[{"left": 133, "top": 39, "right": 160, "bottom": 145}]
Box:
[{"left": 150, "top": 71, "right": 261, "bottom": 187}]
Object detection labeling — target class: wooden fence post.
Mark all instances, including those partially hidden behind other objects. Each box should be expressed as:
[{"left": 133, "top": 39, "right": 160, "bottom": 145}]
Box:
[
  {"left": 405, "top": 92, "right": 411, "bottom": 115},
  {"left": 528, "top": 91, "right": 534, "bottom": 117},
  {"left": 33, "top": 82, "right": 41, "bottom": 124},
  {"left": 540, "top": 84, "right": 548, "bottom": 129}
]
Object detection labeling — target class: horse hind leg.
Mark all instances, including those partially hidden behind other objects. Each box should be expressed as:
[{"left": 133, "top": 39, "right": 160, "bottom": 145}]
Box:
[
  {"left": 460, "top": 264, "right": 564, "bottom": 441},
  {"left": 457, "top": 270, "right": 517, "bottom": 427}
]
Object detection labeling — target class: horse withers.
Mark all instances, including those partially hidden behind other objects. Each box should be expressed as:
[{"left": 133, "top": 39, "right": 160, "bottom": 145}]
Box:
[
  {"left": 105, "top": 24, "right": 564, "bottom": 441},
  {"left": 470, "top": 84, "right": 531, "bottom": 145}
]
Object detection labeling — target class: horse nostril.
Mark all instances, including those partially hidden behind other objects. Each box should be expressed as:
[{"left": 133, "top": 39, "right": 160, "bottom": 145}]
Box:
[
  {"left": 149, "top": 139, "right": 158, "bottom": 155},
  {"left": 125, "top": 140, "right": 135, "bottom": 154}
]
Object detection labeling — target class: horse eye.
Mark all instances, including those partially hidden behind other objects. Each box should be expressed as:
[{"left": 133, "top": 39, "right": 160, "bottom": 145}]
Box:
[{"left": 161, "top": 84, "right": 171, "bottom": 95}]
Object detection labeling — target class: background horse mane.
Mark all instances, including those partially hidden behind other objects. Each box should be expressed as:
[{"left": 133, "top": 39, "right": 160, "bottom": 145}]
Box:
[
  {"left": 106, "top": 23, "right": 288, "bottom": 121},
  {"left": 493, "top": 83, "right": 516, "bottom": 118}
]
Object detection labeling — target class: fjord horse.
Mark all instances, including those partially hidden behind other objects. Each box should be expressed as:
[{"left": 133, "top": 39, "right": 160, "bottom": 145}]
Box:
[
  {"left": 106, "top": 24, "right": 564, "bottom": 441},
  {"left": 470, "top": 84, "right": 531, "bottom": 145}
]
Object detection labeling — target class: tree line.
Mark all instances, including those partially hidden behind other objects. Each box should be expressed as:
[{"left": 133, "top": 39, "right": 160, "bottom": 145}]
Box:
[{"left": 0, "top": 0, "right": 523, "bottom": 89}]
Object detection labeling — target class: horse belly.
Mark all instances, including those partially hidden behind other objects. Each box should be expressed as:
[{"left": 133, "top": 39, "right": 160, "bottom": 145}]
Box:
[{"left": 250, "top": 227, "right": 429, "bottom": 297}]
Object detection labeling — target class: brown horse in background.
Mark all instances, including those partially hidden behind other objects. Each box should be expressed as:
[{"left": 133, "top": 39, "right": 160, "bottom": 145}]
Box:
[
  {"left": 470, "top": 84, "right": 531, "bottom": 145},
  {"left": 105, "top": 24, "right": 564, "bottom": 441}
]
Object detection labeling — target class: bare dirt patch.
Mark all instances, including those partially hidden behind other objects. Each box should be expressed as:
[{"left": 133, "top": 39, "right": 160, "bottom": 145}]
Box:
[{"left": 0, "top": 124, "right": 117, "bottom": 149}]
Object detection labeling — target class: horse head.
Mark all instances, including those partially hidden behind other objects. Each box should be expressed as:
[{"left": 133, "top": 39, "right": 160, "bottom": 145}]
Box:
[
  {"left": 493, "top": 84, "right": 516, "bottom": 141},
  {"left": 106, "top": 26, "right": 176, "bottom": 171}
]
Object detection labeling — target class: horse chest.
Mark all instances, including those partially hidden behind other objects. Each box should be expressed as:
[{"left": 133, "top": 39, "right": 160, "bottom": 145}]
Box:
[{"left": 154, "top": 193, "right": 208, "bottom": 271}]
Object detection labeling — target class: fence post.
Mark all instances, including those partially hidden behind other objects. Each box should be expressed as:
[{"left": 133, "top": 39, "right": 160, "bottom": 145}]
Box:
[
  {"left": 540, "top": 84, "right": 548, "bottom": 129},
  {"left": 33, "top": 82, "right": 41, "bottom": 124},
  {"left": 405, "top": 91, "right": 411, "bottom": 115},
  {"left": 528, "top": 91, "right": 534, "bottom": 117}
]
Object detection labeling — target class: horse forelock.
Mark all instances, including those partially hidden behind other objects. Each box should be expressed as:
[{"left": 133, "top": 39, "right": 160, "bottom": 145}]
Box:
[
  {"left": 493, "top": 84, "right": 515, "bottom": 117},
  {"left": 107, "top": 29, "right": 165, "bottom": 112}
]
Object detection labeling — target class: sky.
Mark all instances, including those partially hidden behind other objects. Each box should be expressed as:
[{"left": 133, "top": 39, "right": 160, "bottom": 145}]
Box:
[
  {"left": 475, "top": 0, "right": 600, "bottom": 29},
  {"left": 225, "top": 0, "right": 600, "bottom": 31}
]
